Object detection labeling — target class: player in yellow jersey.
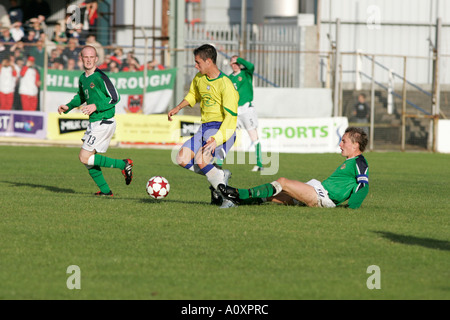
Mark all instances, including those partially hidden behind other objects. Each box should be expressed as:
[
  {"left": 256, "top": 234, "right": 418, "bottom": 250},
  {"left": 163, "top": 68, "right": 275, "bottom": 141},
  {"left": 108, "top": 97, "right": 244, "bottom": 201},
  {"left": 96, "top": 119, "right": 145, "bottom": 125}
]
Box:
[{"left": 168, "top": 44, "right": 239, "bottom": 208}]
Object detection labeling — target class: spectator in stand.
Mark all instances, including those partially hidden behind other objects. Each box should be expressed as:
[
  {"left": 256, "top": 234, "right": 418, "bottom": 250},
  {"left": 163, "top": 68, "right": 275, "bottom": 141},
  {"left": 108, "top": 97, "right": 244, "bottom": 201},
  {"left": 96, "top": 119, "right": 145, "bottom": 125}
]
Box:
[
  {"left": 12, "top": 56, "right": 23, "bottom": 110},
  {"left": 51, "top": 59, "right": 64, "bottom": 70},
  {"left": 108, "top": 60, "right": 120, "bottom": 73},
  {"left": 10, "top": 21, "right": 25, "bottom": 42},
  {"left": 10, "top": 40, "right": 26, "bottom": 61},
  {"left": 0, "top": 4, "right": 12, "bottom": 29},
  {"left": 19, "top": 55, "right": 41, "bottom": 111},
  {"left": 85, "top": 33, "right": 104, "bottom": 65},
  {"left": 22, "top": 29, "right": 37, "bottom": 44},
  {"left": 0, "top": 27, "right": 14, "bottom": 43},
  {"left": 8, "top": 0, "right": 23, "bottom": 25},
  {"left": 61, "top": 37, "right": 81, "bottom": 68},
  {"left": 28, "top": 39, "right": 45, "bottom": 68},
  {"left": 66, "top": 57, "right": 77, "bottom": 71},
  {"left": 38, "top": 32, "right": 56, "bottom": 58},
  {"left": 122, "top": 51, "right": 140, "bottom": 71},
  {"left": 9, "top": 54, "right": 21, "bottom": 74},
  {"left": 48, "top": 48, "right": 63, "bottom": 69},
  {"left": 353, "top": 93, "right": 370, "bottom": 135},
  {"left": 0, "top": 27, "right": 14, "bottom": 57},
  {"left": 0, "top": 56, "right": 18, "bottom": 110},
  {"left": 123, "top": 61, "right": 139, "bottom": 72},
  {"left": 80, "top": 0, "right": 98, "bottom": 34},
  {"left": 140, "top": 59, "right": 165, "bottom": 71},
  {"left": 97, "top": 54, "right": 108, "bottom": 70},
  {"left": 67, "top": 23, "right": 87, "bottom": 45},
  {"left": 26, "top": 15, "right": 46, "bottom": 42},
  {"left": 51, "top": 23, "right": 67, "bottom": 45},
  {"left": 111, "top": 47, "right": 125, "bottom": 66}
]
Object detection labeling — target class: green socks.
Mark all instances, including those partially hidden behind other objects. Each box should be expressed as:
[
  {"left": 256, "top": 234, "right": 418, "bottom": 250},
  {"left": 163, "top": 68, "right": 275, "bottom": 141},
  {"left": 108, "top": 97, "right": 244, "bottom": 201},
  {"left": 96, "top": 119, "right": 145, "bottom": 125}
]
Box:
[
  {"left": 255, "top": 142, "right": 263, "bottom": 168},
  {"left": 88, "top": 166, "right": 111, "bottom": 193},
  {"left": 88, "top": 155, "right": 126, "bottom": 193},
  {"left": 94, "top": 154, "right": 125, "bottom": 170},
  {"left": 239, "top": 183, "right": 275, "bottom": 200}
]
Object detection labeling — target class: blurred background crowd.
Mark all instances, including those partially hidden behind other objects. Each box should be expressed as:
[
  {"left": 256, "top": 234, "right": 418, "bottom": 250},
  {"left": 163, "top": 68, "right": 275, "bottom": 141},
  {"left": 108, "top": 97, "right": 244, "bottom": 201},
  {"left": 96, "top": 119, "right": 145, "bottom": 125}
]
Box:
[{"left": 0, "top": 0, "right": 164, "bottom": 111}]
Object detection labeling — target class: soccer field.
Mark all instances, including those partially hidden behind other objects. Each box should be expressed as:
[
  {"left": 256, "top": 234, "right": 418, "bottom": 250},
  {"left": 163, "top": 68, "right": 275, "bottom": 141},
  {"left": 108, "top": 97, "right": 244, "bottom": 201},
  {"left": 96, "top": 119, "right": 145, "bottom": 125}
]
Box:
[{"left": 0, "top": 145, "right": 449, "bottom": 301}]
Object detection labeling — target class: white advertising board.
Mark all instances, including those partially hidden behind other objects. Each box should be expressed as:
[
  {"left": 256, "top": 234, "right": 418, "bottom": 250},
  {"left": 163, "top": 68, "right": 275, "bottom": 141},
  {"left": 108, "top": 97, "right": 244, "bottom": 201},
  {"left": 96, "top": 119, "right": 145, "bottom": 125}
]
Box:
[{"left": 236, "top": 117, "right": 349, "bottom": 154}]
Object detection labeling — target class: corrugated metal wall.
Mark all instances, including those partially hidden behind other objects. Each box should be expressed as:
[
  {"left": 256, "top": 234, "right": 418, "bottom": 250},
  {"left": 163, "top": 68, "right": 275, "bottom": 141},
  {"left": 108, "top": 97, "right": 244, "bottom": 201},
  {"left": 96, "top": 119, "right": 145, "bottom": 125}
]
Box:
[{"left": 320, "top": 0, "right": 450, "bottom": 85}]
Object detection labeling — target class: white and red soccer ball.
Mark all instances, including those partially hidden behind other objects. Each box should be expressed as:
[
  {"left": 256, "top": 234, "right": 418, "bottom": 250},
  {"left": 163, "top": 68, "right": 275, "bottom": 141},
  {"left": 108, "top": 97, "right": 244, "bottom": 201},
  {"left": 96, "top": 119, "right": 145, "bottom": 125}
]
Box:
[{"left": 146, "top": 176, "right": 170, "bottom": 199}]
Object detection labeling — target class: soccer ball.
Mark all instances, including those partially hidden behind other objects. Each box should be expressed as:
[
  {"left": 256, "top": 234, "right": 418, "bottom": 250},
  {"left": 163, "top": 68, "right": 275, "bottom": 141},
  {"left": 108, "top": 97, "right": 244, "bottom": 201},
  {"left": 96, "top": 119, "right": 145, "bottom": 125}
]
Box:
[{"left": 146, "top": 176, "right": 170, "bottom": 199}]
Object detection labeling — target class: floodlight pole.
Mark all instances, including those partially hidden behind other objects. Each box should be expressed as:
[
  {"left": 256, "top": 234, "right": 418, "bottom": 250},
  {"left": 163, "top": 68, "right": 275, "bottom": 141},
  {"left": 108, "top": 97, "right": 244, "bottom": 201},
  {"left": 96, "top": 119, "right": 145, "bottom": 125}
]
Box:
[
  {"left": 370, "top": 54, "right": 375, "bottom": 151},
  {"left": 240, "top": 0, "right": 247, "bottom": 58},
  {"left": 431, "top": 17, "right": 441, "bottom": 152},
  {"left": 333, "top": 19, "right": 341, "bottom": 117},
  {"left": 141, "top": 27, "right": 148, "bottom": 107}
]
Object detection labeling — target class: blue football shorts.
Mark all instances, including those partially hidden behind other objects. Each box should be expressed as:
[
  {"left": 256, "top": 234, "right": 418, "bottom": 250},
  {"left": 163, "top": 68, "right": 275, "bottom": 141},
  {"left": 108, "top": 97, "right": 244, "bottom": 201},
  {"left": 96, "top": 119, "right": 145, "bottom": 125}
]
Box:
[{"left": 181, "top": 121, "right": 236, "bottom": 160}]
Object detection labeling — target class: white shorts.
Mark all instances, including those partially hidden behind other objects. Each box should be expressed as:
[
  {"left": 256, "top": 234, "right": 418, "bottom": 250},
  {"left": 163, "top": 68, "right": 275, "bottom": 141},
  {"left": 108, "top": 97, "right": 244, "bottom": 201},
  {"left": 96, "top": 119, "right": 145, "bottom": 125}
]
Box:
[
  {"left": 305, "top": 179, "right": 336, "bottom": 208},
  {"left": 237, "top": 103, "right": 259, "bottom": 131},
  {"left": 82, "top": 118, "right": 116, "bottom": 153}
]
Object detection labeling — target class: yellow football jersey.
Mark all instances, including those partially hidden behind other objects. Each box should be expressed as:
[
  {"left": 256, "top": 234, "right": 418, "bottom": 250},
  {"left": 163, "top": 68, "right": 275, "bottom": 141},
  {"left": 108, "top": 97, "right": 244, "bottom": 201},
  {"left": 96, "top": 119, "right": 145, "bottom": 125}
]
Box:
[{"left": 184, "top": 71, "right": 239, "bottom": 145}]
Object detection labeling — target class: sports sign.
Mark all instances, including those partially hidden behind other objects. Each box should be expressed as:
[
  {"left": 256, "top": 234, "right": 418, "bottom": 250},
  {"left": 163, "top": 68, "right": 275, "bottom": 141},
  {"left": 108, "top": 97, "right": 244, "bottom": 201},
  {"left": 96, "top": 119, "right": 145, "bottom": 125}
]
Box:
[{"left": 237, "top": 117, "right": 349, "bottom": 153}]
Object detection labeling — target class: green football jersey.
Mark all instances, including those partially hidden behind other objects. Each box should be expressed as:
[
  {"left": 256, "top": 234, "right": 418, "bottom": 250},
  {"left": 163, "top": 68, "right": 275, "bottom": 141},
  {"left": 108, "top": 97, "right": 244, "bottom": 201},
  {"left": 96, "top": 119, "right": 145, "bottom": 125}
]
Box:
[
  {"left": 227, "top": 57, "right": 254, "bottom": 106},
  {"left": 65, "top": 68, "right": 120, "bottom": 122},
  {"left": 322, "top": 155, "right": 369, "bottom": 209}
]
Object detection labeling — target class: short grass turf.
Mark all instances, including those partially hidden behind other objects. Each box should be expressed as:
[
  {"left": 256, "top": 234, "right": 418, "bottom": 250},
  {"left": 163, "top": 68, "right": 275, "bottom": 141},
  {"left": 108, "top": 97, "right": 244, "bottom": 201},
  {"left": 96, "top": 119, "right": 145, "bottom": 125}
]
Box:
[{"left": 0, "top": 145, "right": 449, "bottom": 300}]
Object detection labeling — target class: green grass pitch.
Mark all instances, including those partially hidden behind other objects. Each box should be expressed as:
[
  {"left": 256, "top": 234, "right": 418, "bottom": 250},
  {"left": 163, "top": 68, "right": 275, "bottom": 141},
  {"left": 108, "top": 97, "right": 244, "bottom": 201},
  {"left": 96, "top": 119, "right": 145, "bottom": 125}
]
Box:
[{"left": 0, "top": 145, "right": 449, "bottom": 300}]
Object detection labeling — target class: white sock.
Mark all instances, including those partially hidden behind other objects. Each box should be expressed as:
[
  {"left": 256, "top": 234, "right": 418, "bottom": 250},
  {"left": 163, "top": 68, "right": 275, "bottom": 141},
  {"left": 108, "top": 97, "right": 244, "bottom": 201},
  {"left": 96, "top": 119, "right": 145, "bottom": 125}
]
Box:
[
  {"left": 87, "top": 154, "right": 95, "bottom": 166},
  {"left": 187, "top": 164, "right": 205, "bottom": 175},
  {"left": 205, "top": 167, "right": 224, "bottom": 190},
  {"left": 270, "top": 181, "right": 283, "bottom": 196}
]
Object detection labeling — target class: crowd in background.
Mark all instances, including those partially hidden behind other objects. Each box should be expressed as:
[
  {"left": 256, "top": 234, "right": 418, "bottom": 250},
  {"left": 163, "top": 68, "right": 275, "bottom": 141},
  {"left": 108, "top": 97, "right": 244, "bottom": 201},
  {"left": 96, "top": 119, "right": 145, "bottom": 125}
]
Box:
[{"left": 0, "top": 0, "right": 164, "bottom": 111}]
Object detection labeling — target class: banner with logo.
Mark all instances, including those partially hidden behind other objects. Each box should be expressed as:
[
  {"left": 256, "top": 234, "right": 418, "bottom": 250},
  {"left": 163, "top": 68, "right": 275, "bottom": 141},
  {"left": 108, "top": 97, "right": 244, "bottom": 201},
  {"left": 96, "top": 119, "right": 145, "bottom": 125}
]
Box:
[
  {"left": 47, "top": 113, "right": 202, "bottom": 144},
  {"left": 0, "top": 111, "right": 47, "bottom": 139},
  {"left": 42, "top": 69, "right": 176, "bottom": 115},
  {"left": 114, "top": 114, "right": 201, "bottom": 143}
]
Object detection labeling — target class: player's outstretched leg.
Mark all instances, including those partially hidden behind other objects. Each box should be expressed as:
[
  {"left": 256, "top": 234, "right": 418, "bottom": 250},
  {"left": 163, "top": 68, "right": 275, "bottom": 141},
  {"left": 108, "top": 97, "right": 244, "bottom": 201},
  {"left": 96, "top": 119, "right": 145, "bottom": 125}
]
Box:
[
  {"left": 218, "top": 184, "right": 240, "bottom": 203},
  {"left": 122, "top": 159, "right": 133, "bottom": 185},
  {"left": 218, "top": 181, "right": 283, "bottom": 208}
]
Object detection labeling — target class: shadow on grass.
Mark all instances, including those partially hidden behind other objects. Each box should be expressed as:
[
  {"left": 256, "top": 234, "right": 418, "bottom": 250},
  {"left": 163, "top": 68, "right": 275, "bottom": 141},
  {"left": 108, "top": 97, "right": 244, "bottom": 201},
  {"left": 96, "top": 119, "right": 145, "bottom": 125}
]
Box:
[
  {"left": 374, "top": 231, "right": 450, "bottom": 251},
  {"left": 139, "top": 198, "right": 209, "bottom": 206},
  {"left": 1, "top": 181, "right": 76, "bottom": 194}
]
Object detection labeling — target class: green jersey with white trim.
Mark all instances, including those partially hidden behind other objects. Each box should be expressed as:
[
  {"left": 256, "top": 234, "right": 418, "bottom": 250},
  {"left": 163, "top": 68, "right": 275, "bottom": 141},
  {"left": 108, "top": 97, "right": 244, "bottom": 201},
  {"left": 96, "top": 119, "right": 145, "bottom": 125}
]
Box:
[
  {"left": 65, "top": 68, "right": 120, "bottom": 122},
  {"left": 227, "top": 57, "right": 254, "bottom": 106},
  {"left": 322, "top": 155, "right": 369, "bottom": 209}
]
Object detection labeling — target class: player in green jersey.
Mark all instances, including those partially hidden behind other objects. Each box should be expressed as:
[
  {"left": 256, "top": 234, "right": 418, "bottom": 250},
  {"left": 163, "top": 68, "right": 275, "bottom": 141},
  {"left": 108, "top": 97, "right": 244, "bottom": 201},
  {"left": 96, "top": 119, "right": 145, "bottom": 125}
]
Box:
[
  {"left": 221, "top": 55, "right": 263, "bottom": 172},
  {"left": 58, "top": 45, "right": 133, "bottom": 197},
  {"left": 218, "top": 127, "right": 369, "bottom": 209},
  {"left": 168, "top": 44, "right": 239, "bottom": 208}
]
